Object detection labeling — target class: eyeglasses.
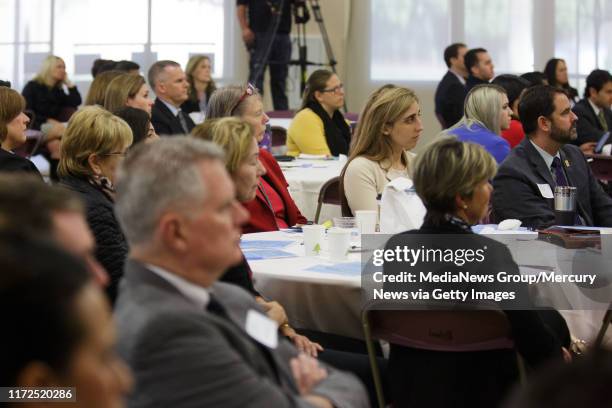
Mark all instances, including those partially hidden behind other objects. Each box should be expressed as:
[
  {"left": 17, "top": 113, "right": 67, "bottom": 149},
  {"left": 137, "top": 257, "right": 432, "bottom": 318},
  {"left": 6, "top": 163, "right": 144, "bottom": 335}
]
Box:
[
  {"left": 321, "top": 84, "right": 344, "bottom": 94},
  {"left": 230, "top": 83, "right": 257, "bottom": 115}
]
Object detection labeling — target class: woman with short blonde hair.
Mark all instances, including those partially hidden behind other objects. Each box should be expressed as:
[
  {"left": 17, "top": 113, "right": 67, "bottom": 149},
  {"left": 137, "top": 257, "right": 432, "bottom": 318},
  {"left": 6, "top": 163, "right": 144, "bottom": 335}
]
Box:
[
  {"left": 58, "top": 106, "right": 133, "bottom": 304},
  {"left": 103, "top": 73, "right": 153, "bottom": 115},
  {"left": 84, "top": 70, "right": 123, "bottom": 106},
  {"left": 22, "top": 55, "right": 82, "bottom": 129},
  {"left": 387, "top": 136, "right": 569, "bottom": 407},
  {"left": 341, "top": 86, "right": 423, "bottom": 215},
  {"left": 445, "top": 84, "right": 512, "bottom": 163}
]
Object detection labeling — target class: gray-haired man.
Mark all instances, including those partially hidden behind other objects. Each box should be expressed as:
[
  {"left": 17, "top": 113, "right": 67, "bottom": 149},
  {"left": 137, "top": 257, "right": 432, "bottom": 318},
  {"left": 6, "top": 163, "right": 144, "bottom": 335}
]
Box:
[{"left": 114, "top": 137, "right": 368, "bottom": 408}]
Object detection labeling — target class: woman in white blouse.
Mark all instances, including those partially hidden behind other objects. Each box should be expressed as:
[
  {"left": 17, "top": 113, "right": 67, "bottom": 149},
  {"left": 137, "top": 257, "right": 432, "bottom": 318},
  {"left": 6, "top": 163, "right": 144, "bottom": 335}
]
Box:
[{"left": 341, "top": 86, "right": 423, "bottom": 215}]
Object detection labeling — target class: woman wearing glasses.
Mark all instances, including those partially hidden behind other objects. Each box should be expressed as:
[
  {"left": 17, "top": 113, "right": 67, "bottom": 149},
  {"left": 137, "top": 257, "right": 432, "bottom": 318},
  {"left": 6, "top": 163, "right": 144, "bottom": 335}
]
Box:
[
  {"left": 287, "top": 69, "right": 351, "bottom": 157},
  {"left": 206, "top": 84, "right": 307, "bottom": 233},
  {"left": 59, "top": 106, "right": 133, "bottom": 305}
]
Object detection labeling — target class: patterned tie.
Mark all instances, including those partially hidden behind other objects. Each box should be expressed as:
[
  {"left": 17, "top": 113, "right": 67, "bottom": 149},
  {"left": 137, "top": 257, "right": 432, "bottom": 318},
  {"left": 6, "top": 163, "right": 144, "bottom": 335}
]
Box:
[
  {"left": 177, "top": 110, "right": 190, "bottom": 134},
  {"left": 551, "top": 157, "right": 569, "bottom": 187},
  {"left": 598, "top": 110, "right": 609, "bottom": 131}
]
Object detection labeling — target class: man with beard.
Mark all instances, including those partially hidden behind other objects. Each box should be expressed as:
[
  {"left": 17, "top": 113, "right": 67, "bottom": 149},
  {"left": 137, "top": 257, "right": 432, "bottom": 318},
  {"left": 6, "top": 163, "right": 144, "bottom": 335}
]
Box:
[{"left": 492, "top": 85, "right": 612, "bottom": 228}]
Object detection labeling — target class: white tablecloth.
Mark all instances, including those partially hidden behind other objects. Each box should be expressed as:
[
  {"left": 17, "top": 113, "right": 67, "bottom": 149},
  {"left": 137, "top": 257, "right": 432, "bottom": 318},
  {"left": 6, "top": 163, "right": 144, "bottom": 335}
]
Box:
[
  {"left": 244, "top": 228, "right": 612, "bottom": 346},
  {"left": 279, "top": 159, "right": 345, "bottom": 222}
]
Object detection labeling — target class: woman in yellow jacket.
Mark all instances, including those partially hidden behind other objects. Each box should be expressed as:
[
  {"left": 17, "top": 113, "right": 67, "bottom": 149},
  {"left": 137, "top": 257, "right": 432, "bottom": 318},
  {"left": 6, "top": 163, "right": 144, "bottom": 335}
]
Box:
[{"left": 287, "top": 69, "right": 351, "bottom": 156}]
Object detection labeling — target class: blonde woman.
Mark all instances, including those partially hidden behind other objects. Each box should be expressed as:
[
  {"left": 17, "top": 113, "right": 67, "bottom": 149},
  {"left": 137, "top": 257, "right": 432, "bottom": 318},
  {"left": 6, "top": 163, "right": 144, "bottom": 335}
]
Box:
[
  {"left": 84, "top": 70, "right": 123, "bottom": 106},
  {"left": 58, "top": 106, "right": 133, "bottom": 305},
  {"left": 22, "top": 55, "right": 82, "bottom": 129},
  {"left": 445, "top": 83, "right": 512, "bottom": 163},
  {"left": 182, "top": 55, "right": 216, "bottom": 114},
  {"left": 104, "top": 73, "right": 153, "bottom": 115},
  {"left": 341, "top": 86, "right": 423, "bottom": 215}
]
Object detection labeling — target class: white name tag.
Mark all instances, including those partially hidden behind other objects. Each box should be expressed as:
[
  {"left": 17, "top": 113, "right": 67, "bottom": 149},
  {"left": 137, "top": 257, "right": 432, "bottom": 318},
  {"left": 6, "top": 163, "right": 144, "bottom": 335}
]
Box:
[
  {"left": 537, "top": 183, "right": 554, "bottom": 199},
  {"left": 246, "top": 309, "right": 278, "bottom": 349}
]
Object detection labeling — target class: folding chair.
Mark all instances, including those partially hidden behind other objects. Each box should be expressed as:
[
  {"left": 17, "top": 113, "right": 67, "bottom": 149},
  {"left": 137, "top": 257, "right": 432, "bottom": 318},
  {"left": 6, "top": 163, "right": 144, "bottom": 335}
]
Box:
[
  {"left": 362, "top": 308, "right": 519, "bottom": 408},
  {"left": 270, "top": 126, "right": 287, "bottom": 147},
  {"left": 314, "top": 176, "right": 341, "bottom": 223}
]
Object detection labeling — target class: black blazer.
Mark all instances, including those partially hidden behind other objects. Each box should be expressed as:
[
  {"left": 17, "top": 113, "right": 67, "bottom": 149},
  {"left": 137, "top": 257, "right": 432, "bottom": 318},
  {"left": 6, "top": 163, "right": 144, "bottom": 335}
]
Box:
[
  {"left": 151, "top": 97, "right": 195, "bottom": 136},
  {"left": 492, "top": 137, "right": 612, "bottom": 228},
  {"left": 434, "top": 71, "right": 466, "bottom": 129},
  {"left": 21, "top": 81, "right": 81, "bottom": 130},
  {"left": 465, "top": 75, "right": 488, "bottom": 94},
  {"left": 60, "top": 175, "right": 128, "bottom": 305},
  {"left": 572, "top": 98, "right": 612, "bottom": 145},
  {"left": 0, "top": 148, "right": 42, "bottom": 178}
]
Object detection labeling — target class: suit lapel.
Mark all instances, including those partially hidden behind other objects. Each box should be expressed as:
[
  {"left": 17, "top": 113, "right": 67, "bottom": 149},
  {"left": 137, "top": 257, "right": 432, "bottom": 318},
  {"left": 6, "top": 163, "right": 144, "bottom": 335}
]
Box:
[
  {"left": 523, "top": 139, "right": 555, "bottom": 187},
  {"left": 155, "top": 98, "right": 181, "bottom": 133}
]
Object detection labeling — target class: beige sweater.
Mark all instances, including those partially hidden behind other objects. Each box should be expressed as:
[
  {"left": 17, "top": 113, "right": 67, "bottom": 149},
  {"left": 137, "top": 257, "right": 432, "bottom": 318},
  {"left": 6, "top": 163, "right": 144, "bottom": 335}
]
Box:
[{"left": 343, "top": 153, "right": 415, "bottom": 214}]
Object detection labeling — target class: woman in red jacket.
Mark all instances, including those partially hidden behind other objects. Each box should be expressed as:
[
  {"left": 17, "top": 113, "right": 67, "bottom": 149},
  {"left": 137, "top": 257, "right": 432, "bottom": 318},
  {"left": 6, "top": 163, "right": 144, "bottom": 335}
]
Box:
[{"left": 206, "top": 84, "right": 307, "bottom": 233}]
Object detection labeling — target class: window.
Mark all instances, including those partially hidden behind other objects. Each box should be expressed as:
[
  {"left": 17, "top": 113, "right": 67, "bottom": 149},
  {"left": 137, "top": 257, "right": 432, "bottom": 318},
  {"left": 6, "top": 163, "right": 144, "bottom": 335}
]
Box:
[{"left": 370, "top": 0, "right": 450, "bottom": 81}]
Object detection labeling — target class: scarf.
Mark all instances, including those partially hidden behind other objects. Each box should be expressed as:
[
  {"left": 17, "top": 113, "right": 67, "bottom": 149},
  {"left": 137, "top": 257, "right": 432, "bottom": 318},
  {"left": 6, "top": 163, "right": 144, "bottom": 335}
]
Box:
[
  {"left": 88, "top": 175, "right": 116, "bottom": 202},
  {"left": 305, "top": 100, "right": 351, "bottom": 156}
]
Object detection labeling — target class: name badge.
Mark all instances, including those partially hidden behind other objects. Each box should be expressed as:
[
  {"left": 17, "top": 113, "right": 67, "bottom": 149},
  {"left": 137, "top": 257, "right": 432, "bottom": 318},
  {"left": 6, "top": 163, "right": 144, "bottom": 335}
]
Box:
[
  {"left": 246, "top": 309, "right": 278, "bottom": 349},
  {"left": 537, "top": 183, "right": 554, "bottom": 199}
]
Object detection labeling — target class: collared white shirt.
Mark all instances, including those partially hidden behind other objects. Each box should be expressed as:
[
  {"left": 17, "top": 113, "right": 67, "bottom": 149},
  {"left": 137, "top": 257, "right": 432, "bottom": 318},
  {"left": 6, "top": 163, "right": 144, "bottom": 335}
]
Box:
[
  {"left": 450, "top": 68, "right": 466, "bottom": 86},
  {"left": 588, "top": 98, "right": 601, "bottom": 118},
  {"left": 530, "top": 140, "right": 560, "bottom": 177},
  {"left": 159, "top": 98, "right": 182, "bottom": 117},
  {"left": 147, "top": 263, "right": 210, "bottom": 310}
]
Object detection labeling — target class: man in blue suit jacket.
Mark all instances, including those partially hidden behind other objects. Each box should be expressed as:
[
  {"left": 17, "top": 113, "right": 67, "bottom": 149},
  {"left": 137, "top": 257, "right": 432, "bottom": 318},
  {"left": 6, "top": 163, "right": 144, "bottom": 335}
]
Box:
[
  {"left": 493, "top": 85, "right": 612, "bottom": 229},
  {"left": 434, "top": 43, "right": 468, "bottom": 129}
]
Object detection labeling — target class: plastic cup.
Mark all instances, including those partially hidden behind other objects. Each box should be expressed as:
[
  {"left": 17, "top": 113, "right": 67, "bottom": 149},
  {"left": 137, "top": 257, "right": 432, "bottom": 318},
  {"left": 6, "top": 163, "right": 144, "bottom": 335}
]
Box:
[
  {"left": 355, "top": 210, "right": 377, "bottom": 234},
  {"left": 302, "top": 224, "right": 326, "bottom": 256},
  {"left": 328, "top": 227, "right": 351, "bottom": 261}
]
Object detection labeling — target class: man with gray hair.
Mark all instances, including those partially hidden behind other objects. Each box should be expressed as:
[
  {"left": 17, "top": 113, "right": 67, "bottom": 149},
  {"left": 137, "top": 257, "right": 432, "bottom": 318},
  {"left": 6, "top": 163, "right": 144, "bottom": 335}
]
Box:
[
  {"left": 148, "top": 60, "right": 195, "bottom": 136},
  {"left": 114, "top": 137, "right": 368, "bottom": 408}
]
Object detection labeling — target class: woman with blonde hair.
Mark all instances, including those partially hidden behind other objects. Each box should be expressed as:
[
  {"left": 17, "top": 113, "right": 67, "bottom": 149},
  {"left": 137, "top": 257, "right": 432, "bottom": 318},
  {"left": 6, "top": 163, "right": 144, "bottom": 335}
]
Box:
[
  {"left": 446, "top": 83, "right": 512, "bottom": 163},
  {"left": 59, "top": 106, "right": 133, "bottom": 305},
  {"left": 206, "top": 84, "right": 307, "bottom": 233},
  {"left": 22, "top": 55, "right": 82, "bottom": 129},
  {"left": 0, "top": 87, "right": 42, "bottom": 177},
  {"left": 386, "top": 137, "right": 568, "bottom": 407},
  {"left": 287, "top": 69, "right": 351, "bottom": 156},
  {"left": 84, "top": 70, "right": 123, "bottom": 106},
  {"left": 182, "top": 55, "right": 216, "bottom": 115},
  {"left": 341, "top": 86, "right": 423, "bottom": 215},
  {"left": 104, "top": 73, "right": 153, "bottom": 115}
]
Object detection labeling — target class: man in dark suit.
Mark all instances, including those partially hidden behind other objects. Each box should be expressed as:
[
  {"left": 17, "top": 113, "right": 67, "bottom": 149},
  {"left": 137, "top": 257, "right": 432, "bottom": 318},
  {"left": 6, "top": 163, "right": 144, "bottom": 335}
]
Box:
[
  {"left": 492, "top": 85, "right": 612, "bottom": 229},
  {"left": 114, "top": 137, "right": 368, "bottom": 408},
  {"left": 571, "top": 69, "right": 612, "bottom": 154},
  {"left": 464, "top": 47, "right": 495, "bottom": 93},
  {"left": 148, "top": 60, "right": 195, "bottom": 136},
  {"left": 434, "top": 43, "right": 468, "bottom": 129}
]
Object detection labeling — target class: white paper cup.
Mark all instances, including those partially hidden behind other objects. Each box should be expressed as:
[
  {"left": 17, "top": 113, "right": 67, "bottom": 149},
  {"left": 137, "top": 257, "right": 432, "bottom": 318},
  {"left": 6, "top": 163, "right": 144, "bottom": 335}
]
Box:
[
  {"left": 355, "top": 210, "right": 377, "bottom": 234},
  {"left": 302, "top": 224, "right": 326, "bottom": 256},
  {"left": 328, "top": 227, "right": 352, "bottom": 261}
]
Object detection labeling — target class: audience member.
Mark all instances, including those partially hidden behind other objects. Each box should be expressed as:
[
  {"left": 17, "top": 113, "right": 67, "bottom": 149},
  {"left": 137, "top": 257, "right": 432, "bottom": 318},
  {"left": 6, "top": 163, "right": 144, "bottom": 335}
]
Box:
[
  {"left": 341, "top": 86, "right": 422, "bottom": 215},
  {"left": 91, "top": 58, "right": 116, "bottom": 78},
  {"left": 237, "top": 0, "right": 292, "bottom": 110},
  {"left": 503, "top": 349, "right": 612, "bottom": 408},
  {"left": 0, "top": 87, "right": 42, "bottom": 177},
  {"left": 0, "top": 232, "right": 133, "bottom": 407},
  {"left": 386, "top": 137, "right": 567, "bottom": 407},
  {"left": 544, "top": 58, "right": 579, "bottom": 103},
  {"left": 58, "top": 106, "right": 133, "bottom": 304},
  {"left": 0, "top": 174, "right": 109, "bottom": 286},
  {"left": 493, "top": 74, "right": 531, "bottom": 148},
  {"left": 115, "top": 107, "right": 159, "bottom": 146},
  {"left": 182, "top": 55, "right": 216, "bottom": 115},
  {"left": 435, "top": 42, "right": 468, "bottom": 129},
  {"left": 148, "top": 60, "right": 195, "bottom": 135},
  {"left": 104, "top": 73, "right": 153, "bottom": 115},
  {"left": 521, "top": 71, "right": 547, "bottom": 87},
  {"left": 445, "top": 84, "right": 512, "bottom": 163},
  {"left": 207, "top": 84, "right": 307, "bottom": 232},
  {"left": 113, "top": 137, "right": 368, "bottom": 407},
  {"left": 287, "top": 69, "right": 351, "bottom": 157},
  {"left": 84, "top": 70, "right": 123, "bottom": 106},
  {"left": 22, "top": 55, "right": 82, "bottom": 130},
  {"left": 571, "top": 69, "right": 612, "bottom": 153},
  {"left": 493, "top": 85, "right": 612, "bottom": 228},
  {"left": 114, "top": 60, "right": 140, "bottom": 74},
  {"left": 464, "top": 47, "right": 495, "bottom": 93}
]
